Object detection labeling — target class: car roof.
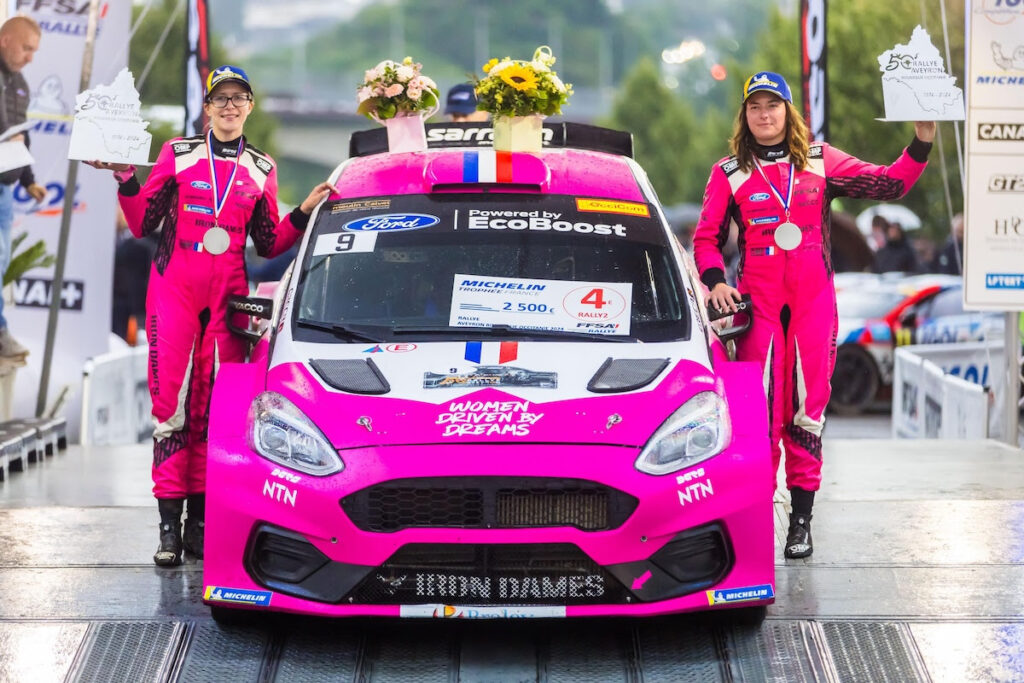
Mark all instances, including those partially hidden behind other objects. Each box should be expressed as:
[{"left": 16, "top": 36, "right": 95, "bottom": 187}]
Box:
[
  {"left": 333, "top": 147, "right": 647, "bottom": 202},
  {"left": 333, "top": 121, "right": 648, "bottom": 203}
]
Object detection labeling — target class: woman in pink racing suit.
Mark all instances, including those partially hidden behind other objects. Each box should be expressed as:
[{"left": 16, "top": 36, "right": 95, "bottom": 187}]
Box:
[
  {"left": 88, "top": 66, "right": 335, "bottom": 566},
  {"left": 694, "top": 71, "right": 935, "bottom": 558}
]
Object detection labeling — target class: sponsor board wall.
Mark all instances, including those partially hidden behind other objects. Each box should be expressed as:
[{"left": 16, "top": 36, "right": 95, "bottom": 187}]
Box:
[
  {"left": 4, "top": 2, "right": 128, "bottom": 440},
  {"left": 963, "top": 1, "right": 1024, "bottom": 310},
  {"left": 892, "top": 344, "right": 998, "bottom": 439}
]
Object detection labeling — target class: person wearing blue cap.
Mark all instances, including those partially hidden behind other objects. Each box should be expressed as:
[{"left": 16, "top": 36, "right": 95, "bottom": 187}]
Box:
[
  {"left": 693, "top": 70, "right": 936, "bottom": 559},
  {"left": 445, "top": 82, "right": 489, "bottom": 123},
  {"left": 85, "top": 65, "right": 336, "bottom": 567}
]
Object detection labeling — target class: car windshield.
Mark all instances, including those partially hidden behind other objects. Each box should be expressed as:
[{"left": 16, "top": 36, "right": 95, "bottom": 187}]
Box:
[
  {"left": 836, "top": 288, "right": 907, "bottom": 318},
  {"left": 294, "top": 193, "right": 689, "bottom": 343}
]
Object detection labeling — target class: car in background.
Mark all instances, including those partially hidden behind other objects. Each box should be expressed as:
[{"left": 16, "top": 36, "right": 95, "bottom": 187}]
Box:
[
  {"left": 202, "top": 122, "right": 774, "bottom": 624},
  {"left": 832, "top": 274, "right": 961, "bottom": 414},
  {"left": 894, "top": 282, "right": 1003, "bottom": 347}
]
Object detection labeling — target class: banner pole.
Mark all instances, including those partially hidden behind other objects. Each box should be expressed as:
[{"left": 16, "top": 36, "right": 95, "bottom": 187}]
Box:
[
  {"left": 1005, "top": 314, "right": 1021, "bottom": 447},
  {"left": 35, "top": 0, "right": 102, "bottom": 417}
]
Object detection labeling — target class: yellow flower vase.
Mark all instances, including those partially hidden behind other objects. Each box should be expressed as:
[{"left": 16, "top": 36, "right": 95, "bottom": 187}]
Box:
[
  {"left": 492, "top": 114, "right": 544, "bottom": 153},
  {"left": 384, "top": 113, "right": 428, "bottom": 153}
]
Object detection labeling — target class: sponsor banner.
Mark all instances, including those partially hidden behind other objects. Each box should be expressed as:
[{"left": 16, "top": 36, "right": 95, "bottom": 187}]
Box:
[
  {"left": 800, "top": 0, "right": 828, "bottom": 140},
  {"left": 967, "top": 1, "right": 1024, "bottom": 110},
  {"left": 893, "top": 343, "right": 1002, "bottom": 439},
  {"left": 400, "top": 604, "right": 567, "bottom": 619},
  {"left": 964, "top": 143, "right": 1024, "bottom": 308},
  {"left": 965, "top": 1, "right": 1024, "bottom": 310},
  {"left": 450, "top": 274, "right": 633, "bottom": 336},
  {"left": 79, "top": 345, "right": 152, "bottom": 446},
  {"left": 4, "top": 1, "right": 128, "bottom": 440}
]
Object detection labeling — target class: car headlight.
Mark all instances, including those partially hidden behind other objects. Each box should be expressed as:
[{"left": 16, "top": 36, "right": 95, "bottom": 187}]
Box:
[
  {"left": 635, "top": 391, "right": 731, "bottom": 475},
  {"left": 246, "top": 391, "right": 343, "bottom": 476}
]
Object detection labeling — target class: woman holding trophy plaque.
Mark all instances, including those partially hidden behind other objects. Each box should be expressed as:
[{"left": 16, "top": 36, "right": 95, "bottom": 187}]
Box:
[
  {"left": 87, "top": 65, "right": 334, "bottom": 567},
  {"left": 694, "top": 71, "right": 935, "bottom": 559}
]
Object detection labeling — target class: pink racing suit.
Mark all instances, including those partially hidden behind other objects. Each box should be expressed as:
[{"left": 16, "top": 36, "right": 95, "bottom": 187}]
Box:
[
  {"left": 693, "top": 139, "right": 929, "bottom": 491},
  {"left": 118, "top": 134, "right": 308, "bottom": 499}
]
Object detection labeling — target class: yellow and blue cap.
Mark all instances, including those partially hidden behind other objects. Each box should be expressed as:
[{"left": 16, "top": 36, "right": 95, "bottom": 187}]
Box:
[
  {"left": 742, "top": 71, "right": 792, "bottom": 103},
  {"left": 206, "top": 65, "right": 252, "bottom": 95}
]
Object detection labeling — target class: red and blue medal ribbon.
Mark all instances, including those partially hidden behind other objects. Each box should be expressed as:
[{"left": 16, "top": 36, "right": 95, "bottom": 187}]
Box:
[
  {"left": 752, "top": 157, "right": 794, "bottom": 221},
  {"left": 206, "top": 130, "right": 245, "bottom": 226}
]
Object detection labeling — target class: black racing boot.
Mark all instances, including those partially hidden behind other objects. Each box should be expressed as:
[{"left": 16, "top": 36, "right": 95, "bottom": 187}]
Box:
[
  {"left": 154, "top": 498, "right": 184, "bottom": 567},
  {"left": 785, "top": 487, "right": 815, "bottom": 559},
  {"left": 784, "top": 514, "right": 813, "bottom": 558},
  {"left": 183, "top": 494, "right": 205, "bottom": 559}
]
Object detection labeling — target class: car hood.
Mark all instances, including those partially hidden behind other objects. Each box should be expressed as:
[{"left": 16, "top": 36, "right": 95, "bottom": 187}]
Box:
[{"left": 264, "top": 338, "right": 718, "bottom": 449}]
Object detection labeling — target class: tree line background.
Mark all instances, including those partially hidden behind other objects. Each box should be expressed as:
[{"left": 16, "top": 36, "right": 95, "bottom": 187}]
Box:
[{"left": 131, "top": 0, "right": 965, "bottom": 240}]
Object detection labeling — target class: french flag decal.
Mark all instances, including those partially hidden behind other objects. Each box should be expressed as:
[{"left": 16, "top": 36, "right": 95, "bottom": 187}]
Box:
[
  {"left": 464, "top": 341, "right": 518, "bottom": 364},
  {"left": 463, "top": 150, "right": 514, "bottom": 183}
]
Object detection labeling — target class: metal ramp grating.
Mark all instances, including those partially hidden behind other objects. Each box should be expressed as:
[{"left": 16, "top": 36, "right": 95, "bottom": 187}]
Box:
[
  {"left": 273, "top": 630, "right": 362, "bottom": 682},
  {"left": 68, "top": 621, "right": 182, "bottom": 683},
  {"left": 360, "top": 628, "right": 456, "bottom": 683},
  {"left": 821, "top": 621, "right": 929, "bottom": 683},
  {"left": 174, "top": 622, "right": 271, "bottom": 683},
  {"left": 724, "top": 619, "right": 824, "bottom": 682},
  {"left": 634, "top": 620, "right": 724, "bottom": 682},
  {"left": 541, "top": 628, "right": 634, "bottom": 683}
]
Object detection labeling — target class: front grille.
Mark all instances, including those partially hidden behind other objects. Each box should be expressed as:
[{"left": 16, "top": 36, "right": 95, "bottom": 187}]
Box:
[
  {"left": 341, "top": 477, "right": 638, "bottom": 532},
  {"left": 345, "top": 543, "right": 630, "bottom": 605}
]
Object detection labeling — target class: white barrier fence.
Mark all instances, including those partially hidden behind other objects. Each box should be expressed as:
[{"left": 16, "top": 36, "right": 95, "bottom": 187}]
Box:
[
  {"left": 80, "top": 346, "right": 153, "bottom": 446},
  {"left": 892, "top": 342, "right": 1003, "bottom": 440}
]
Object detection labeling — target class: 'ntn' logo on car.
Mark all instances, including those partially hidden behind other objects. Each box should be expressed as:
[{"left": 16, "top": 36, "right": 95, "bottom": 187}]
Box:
[{"left": 343, "top": 214, "right": 440, "bottom": 232}]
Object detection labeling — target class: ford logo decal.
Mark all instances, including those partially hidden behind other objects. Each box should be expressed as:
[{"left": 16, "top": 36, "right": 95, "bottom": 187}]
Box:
[
  {"left": 191, "top": 181, "right": 213, "bottom": 190},
  {"left": 344, "top": 214, "right": 440, "bottom": 232},
  {"left": 343, "top": 213, "right": 440, "bottom": 232},
  {"left": 748, "top": 192, "right": 770, "bottom": 202}
]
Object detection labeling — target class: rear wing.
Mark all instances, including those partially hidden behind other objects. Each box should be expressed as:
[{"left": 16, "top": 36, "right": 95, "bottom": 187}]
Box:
[{"left": 349, "top": 121, "right": 633, "bottom": 159}]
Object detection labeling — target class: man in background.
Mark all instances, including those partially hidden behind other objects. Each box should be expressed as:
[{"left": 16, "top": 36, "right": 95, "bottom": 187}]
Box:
[
  {"left": 0, "top": 15, "right": 47, "bottom": 359},
  {"left": 445, "top": 82, "right": 489, "bottom": 123},
  {"left": 932, "top": 213, "right": 964, "bottom": 275}
]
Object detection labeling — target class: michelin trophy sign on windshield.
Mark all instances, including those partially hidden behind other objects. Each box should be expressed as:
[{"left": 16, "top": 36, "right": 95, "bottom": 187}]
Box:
[
  {"left": 67, "top": 68, "right": 153, "bottom": 165},
  {"left": 877, "top": 25, "right": 965, "bottom": 121}
]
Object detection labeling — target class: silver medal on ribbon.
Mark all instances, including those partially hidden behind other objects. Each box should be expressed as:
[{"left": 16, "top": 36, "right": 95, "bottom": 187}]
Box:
[
  {"left": 204, "top": 131, "right": 244, "bottom": 257},
  {"left": 773, "top": 221, "right": 802, "bottom": 250},
  {"left": 203, "top": 226, "right": 231, "bottom": 255}
]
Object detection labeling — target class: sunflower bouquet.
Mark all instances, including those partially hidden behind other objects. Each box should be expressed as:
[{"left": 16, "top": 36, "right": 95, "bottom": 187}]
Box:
[
  {"left": 476, "top": 46, "right": 573, "bottom": 118},
  {"left": 357, "top": 56, "right": 439, "bottom": 121}
]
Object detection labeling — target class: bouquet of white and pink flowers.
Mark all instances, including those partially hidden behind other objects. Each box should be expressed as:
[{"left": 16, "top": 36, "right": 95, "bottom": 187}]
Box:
[{"left": 357, "top": 57, "right": 439, "bottom": 121}]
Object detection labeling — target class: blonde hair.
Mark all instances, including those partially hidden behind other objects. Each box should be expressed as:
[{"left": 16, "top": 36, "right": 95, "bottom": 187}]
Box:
[
  {"left": 1, "top": 15, "right": 42, "bottom": 39},
  {"left": 729, "top": 99, "right": 810, "bottom": 172}
]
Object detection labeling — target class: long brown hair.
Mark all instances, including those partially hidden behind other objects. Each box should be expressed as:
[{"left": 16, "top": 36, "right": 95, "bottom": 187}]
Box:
[{"left": 729, "top": 99, "right": 810, "bottom": 172}]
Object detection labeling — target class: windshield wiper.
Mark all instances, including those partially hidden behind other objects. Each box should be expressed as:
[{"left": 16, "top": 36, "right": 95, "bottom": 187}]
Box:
[
  {"left": 391, "top": 324, "right": 637, "bottom": 342},
  {"left": 296, "top": 318, "right": 385, "bottom": 343}
]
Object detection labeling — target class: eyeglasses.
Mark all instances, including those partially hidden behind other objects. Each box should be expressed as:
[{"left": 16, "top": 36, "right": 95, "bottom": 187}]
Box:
[{"left": 206, "top": 94, "right": 252, "bottom": 108}]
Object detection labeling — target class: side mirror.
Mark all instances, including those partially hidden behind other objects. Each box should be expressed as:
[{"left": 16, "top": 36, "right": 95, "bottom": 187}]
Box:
[
  {"left": 226, "top": 295, "right": 274, "bottom": 344},
  {"left": 707, "top": 293, "right": 753, "bottom": 344}
]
